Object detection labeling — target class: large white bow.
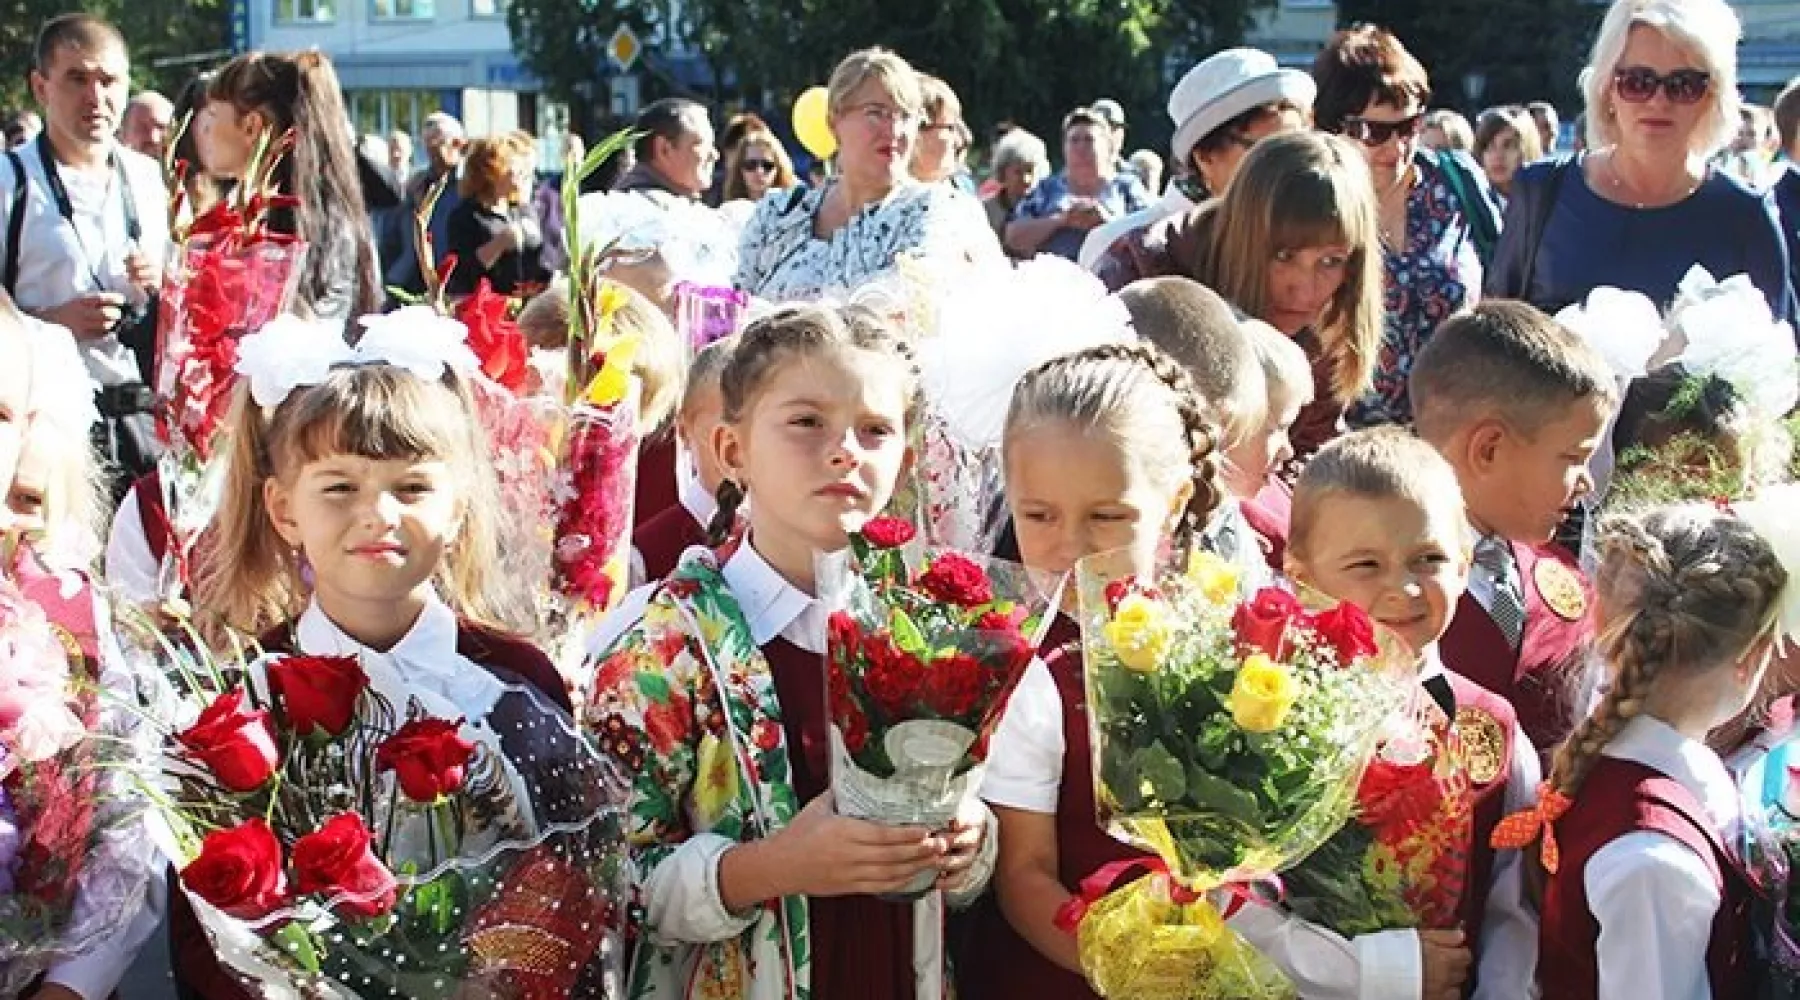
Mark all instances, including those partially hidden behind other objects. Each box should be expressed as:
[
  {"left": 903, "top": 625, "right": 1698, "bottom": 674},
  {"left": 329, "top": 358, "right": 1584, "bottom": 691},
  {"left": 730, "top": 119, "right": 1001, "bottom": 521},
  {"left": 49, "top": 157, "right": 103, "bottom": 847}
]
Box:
[
  {"left": 1732, "top": 483, "right": 1800, "bottom": 650},
  {"left": 234, "top": 308, "right": 480, "bottom": 409}
]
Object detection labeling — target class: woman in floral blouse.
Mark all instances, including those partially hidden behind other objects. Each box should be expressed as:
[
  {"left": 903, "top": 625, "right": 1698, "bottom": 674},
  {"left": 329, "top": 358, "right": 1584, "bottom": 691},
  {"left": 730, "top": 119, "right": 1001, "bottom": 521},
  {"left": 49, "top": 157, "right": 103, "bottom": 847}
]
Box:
[
  {"left": 1314, "top": 26, "right": 1498, "bottom": 428},
  {"left": 733, "top": 49, "right": 1000, "bottom": 303},
  {"left": 1005, "top": 107, "right": 1152, "bottom": 262}
]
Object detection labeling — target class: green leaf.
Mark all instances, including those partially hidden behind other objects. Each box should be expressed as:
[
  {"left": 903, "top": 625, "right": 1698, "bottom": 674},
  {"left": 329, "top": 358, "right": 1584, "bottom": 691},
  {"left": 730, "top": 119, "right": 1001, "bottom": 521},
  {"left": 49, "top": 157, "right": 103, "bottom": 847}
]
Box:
[
  {"left": 637, "top": 671, "right": 673, "bottom": 703},
  {"left": 1133, "top": 741, "right": 1187, "bottom": 803},
  {"left": 270, "top": 922, "right": 321, "bottom": 974},
  {"left": 1184, "top": 768, "right": 1263, "bottom": 824},
  {"left": 890, "top": 609, "right": 927, "bottom": 658}
]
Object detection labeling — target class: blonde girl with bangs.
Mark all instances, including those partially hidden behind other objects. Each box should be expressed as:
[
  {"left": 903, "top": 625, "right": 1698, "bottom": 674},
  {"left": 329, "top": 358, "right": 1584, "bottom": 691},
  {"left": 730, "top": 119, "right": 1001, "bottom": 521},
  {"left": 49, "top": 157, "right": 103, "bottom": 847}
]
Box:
[
  {"left": 1095, "top": 130, "right": 1383, "bottom": 460},
  {"left": 176, "top": 312, "right": 578, "bottom": 999}
]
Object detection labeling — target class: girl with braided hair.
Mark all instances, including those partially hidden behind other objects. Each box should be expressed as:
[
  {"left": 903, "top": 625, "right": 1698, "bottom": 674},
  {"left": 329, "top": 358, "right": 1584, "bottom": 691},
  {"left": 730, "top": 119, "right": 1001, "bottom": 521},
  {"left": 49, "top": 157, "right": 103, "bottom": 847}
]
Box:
[
  {"left": 1492, "top": 501, "right": 1790, "bottom": 999},
  {"left": 581, "top": 302, "right": 994, "bottom": 1000},
  {"left": 969, "top": 340, "right": 1230, "bottom": 998}
]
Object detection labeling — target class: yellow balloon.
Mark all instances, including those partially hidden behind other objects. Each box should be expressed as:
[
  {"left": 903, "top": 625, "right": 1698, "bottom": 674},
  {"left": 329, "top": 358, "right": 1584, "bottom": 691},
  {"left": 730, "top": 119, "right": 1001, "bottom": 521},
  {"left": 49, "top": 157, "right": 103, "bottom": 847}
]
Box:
[{"left": 792, "top": 86, "right": 837, "bottom": 160}]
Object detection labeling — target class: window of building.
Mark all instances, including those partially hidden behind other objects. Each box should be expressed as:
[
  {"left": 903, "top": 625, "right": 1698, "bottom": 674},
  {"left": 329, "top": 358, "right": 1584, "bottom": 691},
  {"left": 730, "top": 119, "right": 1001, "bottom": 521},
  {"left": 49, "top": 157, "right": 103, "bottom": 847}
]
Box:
[
  {"left": 370, "top": 0, "right": 435, "bottom": 19},
  {"left": 472, "top": 0, "right": 505, "bottom": 15},
  {"left": 275, "top": 0, "right": 334, "bottom": 22}
]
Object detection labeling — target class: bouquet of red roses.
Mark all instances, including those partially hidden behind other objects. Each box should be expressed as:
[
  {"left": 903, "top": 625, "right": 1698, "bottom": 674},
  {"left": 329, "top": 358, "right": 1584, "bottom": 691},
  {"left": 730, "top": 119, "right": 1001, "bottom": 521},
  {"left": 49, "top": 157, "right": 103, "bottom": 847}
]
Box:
[
  {"left": 152, "top": 126, "right": 307, "bottom": 605},
  {"left": 143, "top": 633, "right": 630, "bottom": 998},
  {"left": 817, "top": 516, "right": 1052, "bottom": 896}
]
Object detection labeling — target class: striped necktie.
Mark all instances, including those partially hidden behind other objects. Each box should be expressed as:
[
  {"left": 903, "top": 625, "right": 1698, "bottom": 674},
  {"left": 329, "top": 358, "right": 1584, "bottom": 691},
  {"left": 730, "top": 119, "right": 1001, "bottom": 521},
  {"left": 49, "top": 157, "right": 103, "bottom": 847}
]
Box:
[{"left": 1473, "top": 535, "right": 1526, "bottom": 649}]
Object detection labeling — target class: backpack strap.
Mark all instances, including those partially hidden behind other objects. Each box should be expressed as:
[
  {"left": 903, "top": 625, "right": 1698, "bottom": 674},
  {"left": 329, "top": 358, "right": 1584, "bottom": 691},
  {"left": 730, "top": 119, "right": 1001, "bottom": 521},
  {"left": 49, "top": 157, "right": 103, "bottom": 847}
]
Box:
[
  {"left": 1434, "top": 149, "right": 1500, "bottom": 266},
  {"left": 4, "top": 150, "right": 26, "bottom": 296}
]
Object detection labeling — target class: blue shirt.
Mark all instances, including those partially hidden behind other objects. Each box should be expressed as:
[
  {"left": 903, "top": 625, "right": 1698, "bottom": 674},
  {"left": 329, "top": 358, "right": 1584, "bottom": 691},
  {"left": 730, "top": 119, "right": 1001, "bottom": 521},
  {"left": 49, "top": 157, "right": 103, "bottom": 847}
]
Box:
[
  {"left": 1486, "top": 156, "right": 1794, "bottom": 322},
  {"left": 1010, "top": 170, "right": 1151, "bottom": 262}
]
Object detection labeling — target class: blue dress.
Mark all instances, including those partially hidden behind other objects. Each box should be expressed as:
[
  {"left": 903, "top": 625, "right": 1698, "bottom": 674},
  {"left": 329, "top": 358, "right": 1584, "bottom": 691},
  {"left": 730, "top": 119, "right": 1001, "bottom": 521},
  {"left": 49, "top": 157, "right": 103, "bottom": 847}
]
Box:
[
  {"left": 1486, "top": 155, "right": 1794, "bottom": 323},
  {"left": 1009, "top": 170, "right": 1151, "bottom": 262}
]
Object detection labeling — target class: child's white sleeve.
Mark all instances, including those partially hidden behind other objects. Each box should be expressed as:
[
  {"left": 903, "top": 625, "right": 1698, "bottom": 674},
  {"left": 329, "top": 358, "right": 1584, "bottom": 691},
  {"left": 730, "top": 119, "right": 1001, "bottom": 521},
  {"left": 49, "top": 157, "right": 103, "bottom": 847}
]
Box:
[
  {"left": 640, "top": 836, "right": 763, "bottom": 945},
  {"left": 1474, "top": 725, "right": 1542, "bottom": 1000},
  {"left": 104, "top": 488, "right": 160, "bottom": 607},
  {"left": 1587, "top": 832, "right": 1718, "bottom": 1000},
  {"left": 979, "top": 659, "right": 1064, "bottom": 815},
  {"left": 1225, "top": 900, "right": 1422, "bottom": 1000}
]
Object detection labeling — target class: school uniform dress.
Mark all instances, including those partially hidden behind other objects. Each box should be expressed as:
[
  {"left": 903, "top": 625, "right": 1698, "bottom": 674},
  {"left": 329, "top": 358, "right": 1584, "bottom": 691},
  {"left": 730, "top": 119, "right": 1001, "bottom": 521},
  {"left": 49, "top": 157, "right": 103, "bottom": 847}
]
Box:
[
  {"left": 634, "top": 432, "right": 681, "bottom": 532},
  {"left": 1441, "top": 536, "right": 1595, "bottom": 759},
  {"left": 1240, "top": 476, "right": 1294, "bottom": 574},
  {"left": 1538, "top": 716, "right": 1756, "bottom": 999},
  {"left": 102, "top": 470, "right": 170, "bottom": 606},
  {"left": 630, "top": 467, "right": 717, "bottom": 588},
  {"left": 170, "top": 595, "right": 574, "bottom": 999},
  {"left": 1227, "top": 650, "right": 1541, "bottom": 1000},
  {"left": 585, "top": 541, "right": 993, "bottom": 1000}
]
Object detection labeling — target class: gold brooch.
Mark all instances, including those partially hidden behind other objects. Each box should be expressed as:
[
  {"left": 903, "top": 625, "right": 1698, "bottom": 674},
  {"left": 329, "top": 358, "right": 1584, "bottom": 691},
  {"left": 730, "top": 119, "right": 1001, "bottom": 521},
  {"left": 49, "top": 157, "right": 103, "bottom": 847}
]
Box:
[
  {"left": 1454, "top": 706, "right": 1506, "bottom": 785},
  {"left": 1533, "top": 559, "right": 1587, "bottom": 622}
]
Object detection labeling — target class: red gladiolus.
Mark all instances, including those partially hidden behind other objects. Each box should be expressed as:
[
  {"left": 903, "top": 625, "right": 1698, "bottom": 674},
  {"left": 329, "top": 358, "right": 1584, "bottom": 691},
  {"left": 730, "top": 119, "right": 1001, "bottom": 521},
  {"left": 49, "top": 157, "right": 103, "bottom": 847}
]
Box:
[
  {"left": 456, "top": 278, "right": 529, "bottom": 392},
  {"left": 375, "top": 718, "right": 476, "bottom": 803},
  {"left": 292, "top": 813, "right": 398, "bottom": 920},
  {"left": 178, "top": 690, "right": 280, "bottom": 793}
]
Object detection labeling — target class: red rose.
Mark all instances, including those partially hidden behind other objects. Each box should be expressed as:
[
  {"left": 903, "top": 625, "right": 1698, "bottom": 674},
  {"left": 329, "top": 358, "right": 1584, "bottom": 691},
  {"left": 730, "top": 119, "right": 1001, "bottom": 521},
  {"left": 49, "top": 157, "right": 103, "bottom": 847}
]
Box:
[
  {"left": 268, "top": 655, "right": 368, "bottom": 738},
  {"left": 922, "top": 653, "right": 985, "bottom": 719},
  {"left": 180, "top": 819, "right": 287, "bottom": 920},
  {"left": 292, "top": 813, "right": 398, "bottom": 920},
  {"left": 840, "top": 705, "right": 870, "bottom": 753},
  {"left": 1103, "top": 577, "right": 1161, "bottom": 614},
  {"left": 179, "top": 690, "right": 280, "bottom": 793},
  {"left": 973, "top": 610, "right": 1034, "bottom": 676},
  {"left": 1232, "top": 587, "right": 1305, "bottom": 661},
  {"left": 456, "top": 279, "right": 529, "bottom": 393},
  {"left": 375, "top": 718, "right": 476, "bottom": 803},
  {"left": 916, "top": 553, "right": 994, "bottom": 607},
  {"left": 863, "top": 634, "right": 924, "bottom": 716},
  {"left": 1355, "top": 758, "right": 1443, "bottom": 841},
  {"left": 860, "top": 516, "right": 916, "bottom": 550},
  {"left": 1310, "top": 603, "right": 1380, "bottom": 665}
]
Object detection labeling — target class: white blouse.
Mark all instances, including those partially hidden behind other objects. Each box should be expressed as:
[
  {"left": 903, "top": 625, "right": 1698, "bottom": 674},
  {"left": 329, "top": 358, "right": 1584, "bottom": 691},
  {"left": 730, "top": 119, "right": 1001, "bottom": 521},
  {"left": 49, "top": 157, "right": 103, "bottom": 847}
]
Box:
[
  {"left": 732, "top": 181, "right": 1001, "bottom": 303},
  {"left": 983, "top": 645, "right": 1541, "bottom": 1000},
  {"left": 1584, "top": 715, "right": 1741, "bottom": 1000}
]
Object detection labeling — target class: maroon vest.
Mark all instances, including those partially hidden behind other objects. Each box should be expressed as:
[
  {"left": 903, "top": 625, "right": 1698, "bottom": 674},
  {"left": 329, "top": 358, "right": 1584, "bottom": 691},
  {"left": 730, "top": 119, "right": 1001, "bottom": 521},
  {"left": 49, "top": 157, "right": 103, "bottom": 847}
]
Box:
[
  {"left": 1538, "top": 756, "right": 1755, "bottom": 999},
  {"left": 134, "top": 470, "right": 173, "bottom": 565},
  {"left": 171, "top": 619, "right": 571, "bottom": 1000},
  {"left": 632, "top": 502, "right": 709, "bottom": 585},
  {"left": 763, "top": 636, "right": 916, "bottom": 1000},
  {"left": 1441, "top": 541, "right": 1594, "bottom": 761},
  {"left": 1440, "top": 671, "right": 1515, "bottom": 958},
  {"left": 633, "top": 432, "right": 680, "bottom": 531},
  {"left": 961, "top": 615, "right": 1149, "bottom": 1000}
]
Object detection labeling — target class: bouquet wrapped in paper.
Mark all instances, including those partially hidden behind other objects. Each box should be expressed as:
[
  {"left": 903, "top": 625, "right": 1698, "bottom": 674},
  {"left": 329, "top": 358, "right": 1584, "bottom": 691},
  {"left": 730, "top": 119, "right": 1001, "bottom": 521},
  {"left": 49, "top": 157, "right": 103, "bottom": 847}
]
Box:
[
  {"left": 0, "top": 569, "right": 162, "bottom": 996},
  {"left": 1064, "top": 548, "right": 1412, "bottom": 999},
  {"left": 816, "top": 516, "right": 1051, "bottom": 898},
  {"left": 139, "top": 623, "right": 631, "bottom": 998},
  {"left": 152, "top": 127, "right": 307, "bottom": 606},
  {"left": 672, "top": 282, "right": 749, "bottom": 354}
]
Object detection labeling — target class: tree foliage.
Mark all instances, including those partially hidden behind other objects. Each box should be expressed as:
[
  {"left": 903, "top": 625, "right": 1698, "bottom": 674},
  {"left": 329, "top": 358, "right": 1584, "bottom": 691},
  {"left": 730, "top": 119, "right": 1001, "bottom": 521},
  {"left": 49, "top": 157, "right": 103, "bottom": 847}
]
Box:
[
  {"left": 1335, "top": 0, "right": 1602, "bottom": 114},
  {"left": 0, "top": 0, "right": 227, "bottom": 114},
  {"left": 511, "top": 0, "right": 1276, "bottom": 156}
]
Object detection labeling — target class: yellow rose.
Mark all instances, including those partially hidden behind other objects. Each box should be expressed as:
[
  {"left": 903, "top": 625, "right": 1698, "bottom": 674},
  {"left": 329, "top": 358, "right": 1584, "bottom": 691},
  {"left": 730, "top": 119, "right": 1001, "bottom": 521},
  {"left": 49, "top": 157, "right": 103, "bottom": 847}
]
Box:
[
  {"left": 1186, "top": 550, "right": 1241, "bottom": 605},
  {"left": 1104, "top": 594, "right": 1173, "bottom": 673},
  {"left": 692, "top": 732, "right": 739, "bottom": 828},
  {"left": 1226, "top": 653, "right": 1302, "bottom": 732}
]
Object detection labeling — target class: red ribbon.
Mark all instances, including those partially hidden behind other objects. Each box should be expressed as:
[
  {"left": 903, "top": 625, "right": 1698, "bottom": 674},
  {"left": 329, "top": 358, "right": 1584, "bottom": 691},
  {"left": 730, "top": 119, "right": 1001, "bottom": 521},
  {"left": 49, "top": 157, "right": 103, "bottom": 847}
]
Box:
[{"left": 1052, "top": 858, "right": 1200, "bottom": 935}]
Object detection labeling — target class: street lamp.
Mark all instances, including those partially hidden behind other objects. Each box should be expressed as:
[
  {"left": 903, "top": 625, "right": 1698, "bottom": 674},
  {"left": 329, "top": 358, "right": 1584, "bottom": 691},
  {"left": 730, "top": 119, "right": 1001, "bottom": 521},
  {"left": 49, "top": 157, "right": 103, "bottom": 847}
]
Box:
[{"left": 1462, "top": 70, "right": 1488, "bottom": 113}]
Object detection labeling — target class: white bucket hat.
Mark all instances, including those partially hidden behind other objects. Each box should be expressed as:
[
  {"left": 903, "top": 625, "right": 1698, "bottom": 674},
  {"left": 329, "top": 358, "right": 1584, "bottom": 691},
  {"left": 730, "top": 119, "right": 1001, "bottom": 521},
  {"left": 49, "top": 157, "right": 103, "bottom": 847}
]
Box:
[{"left": 1169, "top": 48, "right": 1316, "bottom": 167}]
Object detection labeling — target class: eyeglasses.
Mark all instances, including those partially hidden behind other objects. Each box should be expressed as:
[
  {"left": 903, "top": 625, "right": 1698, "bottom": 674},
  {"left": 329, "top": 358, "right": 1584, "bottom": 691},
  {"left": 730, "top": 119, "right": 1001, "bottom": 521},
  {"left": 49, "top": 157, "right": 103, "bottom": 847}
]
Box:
[
  {"left": 1340, "top": 113, "right": 1425, "bottom": 147},
  {"left": 741, "top": 159, "right": 777, "bottom": 173},
  {"left": 852, "top": 102, "right": 920, "bottom": 129},
  {"left": 1612, "top": 66, "right": 1711, "bottom": 105}
]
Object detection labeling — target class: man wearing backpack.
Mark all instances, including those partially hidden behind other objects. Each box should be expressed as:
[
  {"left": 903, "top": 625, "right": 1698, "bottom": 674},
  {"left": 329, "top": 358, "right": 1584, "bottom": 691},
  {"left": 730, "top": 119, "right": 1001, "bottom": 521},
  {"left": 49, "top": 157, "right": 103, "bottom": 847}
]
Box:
[{"left": 1, "top": 14, "right": 169, "bottom": 494}]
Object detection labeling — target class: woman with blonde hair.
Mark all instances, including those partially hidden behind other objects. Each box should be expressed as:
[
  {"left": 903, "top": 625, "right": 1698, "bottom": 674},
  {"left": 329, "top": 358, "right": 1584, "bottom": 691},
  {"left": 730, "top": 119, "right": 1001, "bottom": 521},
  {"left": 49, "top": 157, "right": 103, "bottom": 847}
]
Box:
[
  {"left": 1095, "top": 130, "right": 1383, "bottom": 459},
  {"left": 734, "top": 48, "right": 1000, "bottom": 301},
  {"left": 1488, "top": 0, "right": 1792, "bottom": 320},
  {"left": 446, "top": 129, "right": 549, "bottom": 295}
]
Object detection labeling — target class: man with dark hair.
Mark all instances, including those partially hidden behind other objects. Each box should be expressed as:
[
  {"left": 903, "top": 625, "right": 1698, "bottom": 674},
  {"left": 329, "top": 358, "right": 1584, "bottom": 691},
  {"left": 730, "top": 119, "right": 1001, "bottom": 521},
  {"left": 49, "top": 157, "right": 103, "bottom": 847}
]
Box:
[
  {"left": 618, "top": 98, "right": 717, "bottom": 201},
  {"left": 1, "top": 13, "right": 170, "bottom": 490}
]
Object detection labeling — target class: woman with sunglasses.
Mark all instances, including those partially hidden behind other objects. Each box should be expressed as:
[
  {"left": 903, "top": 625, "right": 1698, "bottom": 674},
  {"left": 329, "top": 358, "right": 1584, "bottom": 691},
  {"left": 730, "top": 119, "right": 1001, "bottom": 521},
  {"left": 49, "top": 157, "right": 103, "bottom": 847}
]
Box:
[
  {"left": 733, "top": 48, "right": 1000, "bottom": 302},
  {"left": 1314, "top": 25, "right": 1501, "bottom": 428},
  {"left": 718, "top": 128, "right": 797, "bottom": 232},
  {"left": 1487, "top": 0, "right": 1792, "bottom": 327}
]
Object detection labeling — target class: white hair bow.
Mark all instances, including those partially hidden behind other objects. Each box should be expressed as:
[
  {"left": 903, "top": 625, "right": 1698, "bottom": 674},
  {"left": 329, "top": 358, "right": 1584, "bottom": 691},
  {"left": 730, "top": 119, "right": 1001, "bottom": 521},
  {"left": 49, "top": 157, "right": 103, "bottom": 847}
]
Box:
[
  {"left": 1731, "top": 483, "right": 1800, "bottom": 650},
  {"left": 234, "top": 308, "right": 480, "bottom": 409}
]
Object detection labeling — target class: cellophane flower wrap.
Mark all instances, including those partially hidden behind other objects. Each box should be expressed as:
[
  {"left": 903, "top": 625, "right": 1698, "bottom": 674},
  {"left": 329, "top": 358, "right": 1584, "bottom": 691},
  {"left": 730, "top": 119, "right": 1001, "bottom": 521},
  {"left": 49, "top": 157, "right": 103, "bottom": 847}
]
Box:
[
  {"left": 816, "top": 517, "right": 1051, "bottom": 895},
  {"left": 0, "top": 567, "right": 163, "bottom": 996},
  {"left": 133, "top": 621, "right": 632, "bottom": 999},
  {"left": 152, "top": 130, "right": 307, "bottom": 606},
  {"left": 671, "top": 282, "right": 747, "bottom": 354},
  {"left": 1736, "top": 736, "right": 1800, "bottom": 997},
  {"left": 1068, "top": 548, "right": 1412, "bottom": 999}
]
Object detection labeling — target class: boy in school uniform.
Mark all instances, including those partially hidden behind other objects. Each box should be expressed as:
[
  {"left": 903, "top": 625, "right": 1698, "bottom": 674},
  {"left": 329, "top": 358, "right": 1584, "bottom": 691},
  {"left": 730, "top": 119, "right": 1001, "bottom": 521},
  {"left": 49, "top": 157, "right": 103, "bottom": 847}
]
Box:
[{"left": 1409, "top": 300, "right": 1621, "bottom": 757}]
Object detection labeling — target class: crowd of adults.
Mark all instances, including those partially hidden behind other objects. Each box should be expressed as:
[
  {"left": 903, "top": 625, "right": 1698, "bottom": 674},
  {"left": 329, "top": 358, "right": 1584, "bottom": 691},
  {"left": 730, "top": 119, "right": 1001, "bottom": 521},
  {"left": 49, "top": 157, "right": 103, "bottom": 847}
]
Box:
[{"left": 2, "top": 0, "right": 1797, "bottom": 504}]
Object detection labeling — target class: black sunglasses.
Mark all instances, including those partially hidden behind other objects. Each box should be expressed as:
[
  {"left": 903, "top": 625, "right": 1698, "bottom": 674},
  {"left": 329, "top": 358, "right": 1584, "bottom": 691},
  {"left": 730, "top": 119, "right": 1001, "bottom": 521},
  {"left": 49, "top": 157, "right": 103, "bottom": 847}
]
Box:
[
  {"left": 741, "top": 159, "right": 777, "bottom": 173},
  {"left": 1341, "top": 112, "right": 1425, "bottom": 147},
  {"left": 1612, "top": 66, "right": 1711, "bottom": 105}
]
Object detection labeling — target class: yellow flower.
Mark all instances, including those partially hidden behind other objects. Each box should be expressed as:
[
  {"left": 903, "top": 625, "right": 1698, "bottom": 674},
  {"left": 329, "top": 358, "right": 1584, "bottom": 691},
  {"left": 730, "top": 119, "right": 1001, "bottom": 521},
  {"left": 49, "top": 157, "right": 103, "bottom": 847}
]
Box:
[
  {"left": 1186, "top": 550, "right": 1241, "bottom": 605},
  {"left": 692, "top": 732, "right": 738, "bottom": 828},
  {"left": 1104, "top": 594, "right": 1173, "bottom": 673},
  {"left": 583, "top": 336, "right": 639, "bottom": 408},
  {"left": 1226, "top": 653, "right": 1302, "bottom": 732}
]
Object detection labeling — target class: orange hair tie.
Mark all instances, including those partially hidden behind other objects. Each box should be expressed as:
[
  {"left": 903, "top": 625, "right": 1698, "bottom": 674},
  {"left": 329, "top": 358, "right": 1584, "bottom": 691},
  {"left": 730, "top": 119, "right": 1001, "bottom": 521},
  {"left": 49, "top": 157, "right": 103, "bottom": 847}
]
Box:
[{"left": 1489, "top": 782, "right": 1574, "bottom": 874}]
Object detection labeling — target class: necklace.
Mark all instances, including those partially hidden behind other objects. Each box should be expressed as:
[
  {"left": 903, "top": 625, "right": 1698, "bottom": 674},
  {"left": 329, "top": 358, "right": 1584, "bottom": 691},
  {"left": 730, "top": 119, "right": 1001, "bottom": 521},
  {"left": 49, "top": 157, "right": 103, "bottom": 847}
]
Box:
[{"left": 1603, "top": 151, "right": 1700, "bottom": 209}]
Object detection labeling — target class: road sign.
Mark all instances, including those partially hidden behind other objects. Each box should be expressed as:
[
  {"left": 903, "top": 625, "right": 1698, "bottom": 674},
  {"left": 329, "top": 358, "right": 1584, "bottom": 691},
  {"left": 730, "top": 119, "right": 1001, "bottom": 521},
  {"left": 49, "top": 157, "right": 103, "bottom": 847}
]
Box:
[{"left": 608, "top": 25, "right": 642, "bottom": 73}]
